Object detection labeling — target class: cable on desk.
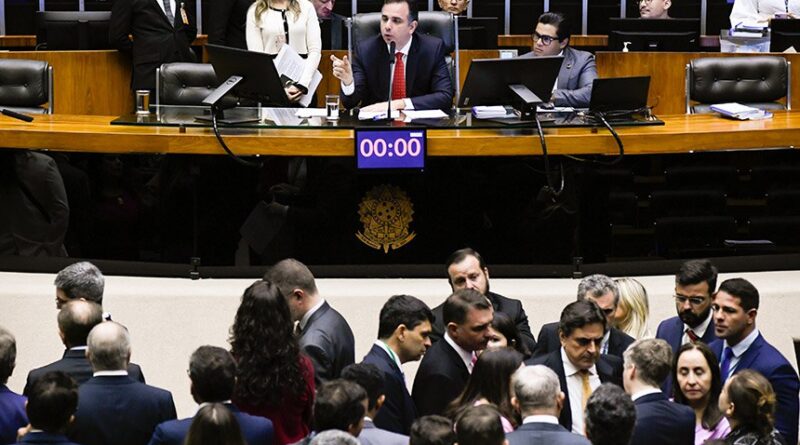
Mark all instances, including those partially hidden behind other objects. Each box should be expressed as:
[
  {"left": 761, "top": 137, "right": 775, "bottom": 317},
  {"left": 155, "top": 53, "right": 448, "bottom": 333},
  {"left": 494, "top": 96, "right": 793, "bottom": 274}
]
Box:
[{"left": 211, "top": 107, "right": 262, "bottom": 168}]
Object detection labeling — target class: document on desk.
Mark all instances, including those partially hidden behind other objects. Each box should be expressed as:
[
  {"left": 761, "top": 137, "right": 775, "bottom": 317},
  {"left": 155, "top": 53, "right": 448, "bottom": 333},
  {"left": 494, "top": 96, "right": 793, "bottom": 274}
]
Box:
[
  {"left": 358, "top": 110, "right": 400, "bottom": 120},
  {"left": 263, "top": 107, "right": 304, "bottom": 126},
  {"left": 274, "top": 44, "right": 323, "bottom": 108},
  {"left": 401, "top": 109, "right": 448, "bottom": 122},
  {"left": 295, "top": 108, "right": 328, "bottom": 118}
]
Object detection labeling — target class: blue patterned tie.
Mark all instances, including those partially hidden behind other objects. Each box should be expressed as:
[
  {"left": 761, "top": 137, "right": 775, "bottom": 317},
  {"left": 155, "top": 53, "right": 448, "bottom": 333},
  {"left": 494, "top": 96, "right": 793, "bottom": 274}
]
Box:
[
  {"left": 162, "top": 0, "right": 175, "bottom": 26},
  {"left": 720, "top": 346, "right": 734, "bottom": 382}
]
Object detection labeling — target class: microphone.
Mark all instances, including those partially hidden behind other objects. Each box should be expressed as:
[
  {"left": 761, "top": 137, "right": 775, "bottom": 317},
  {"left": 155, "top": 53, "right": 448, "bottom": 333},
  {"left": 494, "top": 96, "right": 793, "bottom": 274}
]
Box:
[{"left": 387, "top": 41, "right": 396, "bottom": 121}]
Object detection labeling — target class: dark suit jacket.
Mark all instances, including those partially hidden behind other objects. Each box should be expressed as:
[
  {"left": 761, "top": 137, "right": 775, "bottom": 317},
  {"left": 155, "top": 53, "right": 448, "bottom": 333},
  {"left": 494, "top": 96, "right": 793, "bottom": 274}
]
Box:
[
  {"left": 24, "top": 348, "right": 145, "bottom": 395},
  {"left": 526, "top": 350, "right": 623, "bottom": 432},
  {"left": 533, "top": 322, "right": 634, "bottom": 359},
  {"left": 518, "top": 46, "right": 596, "bottom": 108},
  {"left": 109, "top": 0, "right": 198, "bottom": 91},
  {"left": 19, "top": 432, "right": 82, "bottom": 445},
  {"left": 711, "top": 334, "right": 800, "bottom": 445},
  {"left": 630, "top": 392, "right": 695, "bottom": 445},
  {"left": 147, "top": 403, "right": 274, "bottom": 445},
  {"left": 506, "top": 422, "right": 591, "bottom": 445},
  {"left": 362, "top": 344, "right": 416, "bottom": 435},
  {"left": 300, "top": 301, "right": 355, "bottom": 384},
  {"left": 343, "top": 33, "right": 453, "bottom": 111},
  {"left": 411, "top": 337, "right": 470, "bottom": 416},
  {"left": 207, "top": 0, "right": 252, "bottom": 49},
  {"left": 0, "top": 384, "right": 28, "bottom": 445},
  {"left": 656, "top": 315, "right": 718, "bottom": 354},
  {"left": 69, "top": 375, "right": 177, "bottom": 445},
  {"left": 358, "top": 419, "right": 409, "bottom": 445},
  {"left": 430, "top": 291, "right": 536, "bottom": 353},
  {"left": 320, "top": 13, "right": 348, "bottom": 50}
]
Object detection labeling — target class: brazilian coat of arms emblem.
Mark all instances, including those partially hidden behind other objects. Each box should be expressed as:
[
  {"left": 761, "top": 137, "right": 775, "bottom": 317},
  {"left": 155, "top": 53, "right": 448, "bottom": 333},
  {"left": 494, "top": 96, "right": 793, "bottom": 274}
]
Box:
[{"left": 356, "top": 184, "right": 416, "bottom": 253}]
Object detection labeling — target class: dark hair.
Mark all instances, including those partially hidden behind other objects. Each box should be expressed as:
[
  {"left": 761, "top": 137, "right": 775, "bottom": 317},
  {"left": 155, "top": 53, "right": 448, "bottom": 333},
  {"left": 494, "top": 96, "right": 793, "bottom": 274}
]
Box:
[
  {"left": 490, "top": 312, "right": 531, "bottom": 359},
  {"left": 313, "top": 379, "right": 368, "bottom": 432},
  {"left": 230, "top": 280, "right": 307, "bottom": 406},
  {"left": 446, "top": 348, "right": 522, "bottom": 426},
  {"left": 377, "top": 294, "right": 434, "bottom": 339},
  {"left": 54, "top": 261, "right": 105, "bottom": 305},
  {"left": 623, "top": 338, "right": 673, "bottom": 388},
  {"left": 184, "top": 403, "right": 247, "bottom": 445},
  {"left": 0, "top": 326, "right": 15, "bottom": 384},
  {"left": 726, "top": 370, "right": 777, "bottom": 440},
  {"left": 443, "top": 289, "right": 492, "bottom": 325},
  {"left": 672, "top": 342, "right": 725, "bottom": 430},
  {"left": 445, "top": 248, "right": 487, "bottom": 275},
  {"left": 26, "top": 371, "right": 78, "bottom": 433},
  {"left": 190, "top": 346, "right": 237, "bottom": 403},
  {"left": 559, "top": 300, "right": 607, "bottom": 338},
  {"left": 717, "top": 278, "right": 760, "bottom": 311},
  {"left": 383, "top": 0, "right": 419, "bottom": 23},
  {"left": 676, "top": 259, "right": 718, "bottom": 294},
  {"left": 58, "top": 300, "right": 103, "bottom": 348},
  {"left": 454, "top": 405, "right": 505, "bottom": 445},
  {"left": 341, "top": 363, "right": 384, "bottom": 411},
  {"left": 585, "top": 383, "right": 636, "bottom": 445},
  {"left": 537, "top": 11, "right": 571, "bottom": 41},
  {"left": 410, "top": 415, "right": 455, "bottom": 445},
  {"left": 263, "top": 258, "right": 318, "bottom": 300}
]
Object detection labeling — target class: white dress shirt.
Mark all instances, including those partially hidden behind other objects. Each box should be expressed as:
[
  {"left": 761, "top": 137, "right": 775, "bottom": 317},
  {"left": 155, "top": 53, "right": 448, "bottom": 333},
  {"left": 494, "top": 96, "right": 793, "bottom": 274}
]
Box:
[
  {"left": 562, "top": 347, "right": 600, "bottom": 435},
  {"left": 444, "top": 332, "right": 476, "bottom": 373},
  {"left": 723, "top": 328, "right": 760, "bottom": 375},
  {"left": 682, "top": 311, "right": 713, "bottom": 345},
  {"left": 341, "top": 36, "right": 415, "bottom": 110}
]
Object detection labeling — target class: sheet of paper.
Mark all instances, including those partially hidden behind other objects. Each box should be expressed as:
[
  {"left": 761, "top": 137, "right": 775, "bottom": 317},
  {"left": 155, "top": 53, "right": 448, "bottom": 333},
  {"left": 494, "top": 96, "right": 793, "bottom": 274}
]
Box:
[
  {"left": 358, "top": 110, "right": 400, "bottom": 120},
  {"left": 274, "top": 44, "right": 323, "bottom": 108},
  {"left": 263, "top": 107, "right": 303, "bottom": 126},
  {"left": 295, "top": 108, "right": 328, "bottom": 118},
  {"left": 402, "top": 109, "right": 448, "bottom": 122}
]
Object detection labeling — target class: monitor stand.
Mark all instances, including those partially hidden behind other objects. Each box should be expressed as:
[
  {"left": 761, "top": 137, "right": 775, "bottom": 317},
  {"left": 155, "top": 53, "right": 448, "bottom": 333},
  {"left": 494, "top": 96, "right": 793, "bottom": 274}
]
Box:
[{"left": 194, "top": 75, "right": 262, "bottom": 125}]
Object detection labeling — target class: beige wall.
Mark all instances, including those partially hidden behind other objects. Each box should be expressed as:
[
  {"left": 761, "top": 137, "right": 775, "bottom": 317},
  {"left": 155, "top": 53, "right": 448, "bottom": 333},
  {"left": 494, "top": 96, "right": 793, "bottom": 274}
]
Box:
[{"left": 2, "top": 270, "right": 799, "bottom": 418}]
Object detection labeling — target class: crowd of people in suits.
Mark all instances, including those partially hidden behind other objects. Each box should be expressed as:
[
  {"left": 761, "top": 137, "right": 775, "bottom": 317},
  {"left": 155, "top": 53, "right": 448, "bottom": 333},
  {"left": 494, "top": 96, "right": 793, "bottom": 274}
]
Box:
[{"left": 1, "top": 250, "right": 799, "bottom": 445}]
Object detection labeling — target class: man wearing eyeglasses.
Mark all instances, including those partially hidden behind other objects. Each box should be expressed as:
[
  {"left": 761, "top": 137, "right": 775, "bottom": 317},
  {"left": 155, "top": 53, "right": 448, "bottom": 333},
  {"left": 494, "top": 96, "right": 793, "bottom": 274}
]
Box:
[
  {"left": 639, "top": 0, "right": 671, "bottom": 19},
  {"left": 533, "top": 274, "right": 635, "bottom": 360},
  {"left": 526, "top": 300, "right": 624, "bottom": 435},
  {"left": 519, "top": 12, "right": 596, "bottom": 108},
  {"left": 655, "top": 259, "right": 719, "bottom": 355}
]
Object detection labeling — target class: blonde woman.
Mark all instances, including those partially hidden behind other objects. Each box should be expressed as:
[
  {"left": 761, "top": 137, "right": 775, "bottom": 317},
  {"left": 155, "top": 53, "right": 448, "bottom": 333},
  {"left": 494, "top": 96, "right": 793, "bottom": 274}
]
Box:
[
  {"left": 246, "top": 0, "right": 321, "bottom": 104},
  {"left": 613, "top": 277, "right": 652, "bottom": 339}
]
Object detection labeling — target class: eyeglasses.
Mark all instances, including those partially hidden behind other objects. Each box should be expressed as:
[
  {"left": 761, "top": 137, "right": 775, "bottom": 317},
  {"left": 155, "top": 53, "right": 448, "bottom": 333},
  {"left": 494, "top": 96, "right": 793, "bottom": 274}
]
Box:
[
  {"left": 674, "top": 294, "right": 707, "bottom": 306},
  {"left": 574, "top": 337, "right": 604, "bottom": 347},
  {"left": 533, "top": 31, "right": 559, "bottom": 46}
]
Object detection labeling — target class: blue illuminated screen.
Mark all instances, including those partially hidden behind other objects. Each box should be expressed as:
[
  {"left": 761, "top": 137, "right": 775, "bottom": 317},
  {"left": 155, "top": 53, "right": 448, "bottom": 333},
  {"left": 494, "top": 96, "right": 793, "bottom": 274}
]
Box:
[{"left": 355, "top": 128, "right": 426, "bottom": 170}]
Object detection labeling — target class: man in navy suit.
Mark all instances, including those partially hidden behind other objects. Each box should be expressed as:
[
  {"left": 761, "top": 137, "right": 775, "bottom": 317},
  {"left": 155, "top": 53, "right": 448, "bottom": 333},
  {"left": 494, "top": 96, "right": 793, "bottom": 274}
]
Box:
[
  {"left": 69, "top": 322, "right": 177, "bottom": 445},
  {"left": 18, "top": 371, "right": 82, "bottom": 445},
  {"left": 341, "top": 363, "right": 409, "bottom": 445},
  {"left": 0, "top": 326, "right": 27, "bottom": 445},
  {"left": 265, "top": 258, "right": 355, "bottom": 384},
  {"left": 656, "top": 259, "right": 719, "bottom": 354},
  {"left": 506, "top": 365, "right": 590, "bottom": 445},
  {"left": 330, "top": 0, "right": 454, "bottom": 112},
  {"left": 709, "top": 278, "right": 800, "bottom": 445},
  {"left": 535, "top": 275, "right": 634, "bottom": 359},
  {"left": 430, "top": 248, "right": 536, "bottom": 353},
  {"left": 622, "top": 339, "right": 694, "bottom": 445},
  {"left": 526, "top": 300, "right": 624, "bottom": 435},
  {"left": 25, "top": 300, "right": 145, "bottom": 395},
  {"left": 362, "top": 294, "right": 433, "bottom": 434},
  {"left": 413, "top": 289, "right": 494, "bottom": 416},
  {"left": 148, "top": 346, "right": 273, "bottom": 445},
  {"left": 585, "top": 384, "right": 636, "bottom": 445}
]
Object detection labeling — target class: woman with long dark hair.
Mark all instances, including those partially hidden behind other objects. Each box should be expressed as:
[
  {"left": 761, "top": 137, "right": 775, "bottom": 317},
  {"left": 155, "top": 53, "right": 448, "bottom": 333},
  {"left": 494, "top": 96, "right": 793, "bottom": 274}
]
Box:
[
  {"left": 720, "top": 369, "right": 786, "bottom": 445},
  {"left": 487, "top": 312, "right": 532, "bottom": 359},
  {"left": 230, "top": 279, "right": 315, "bottom": 445},
  {"left": 672, "top": 342, "right": 731, "bottom": 444},
  {"left": 445, "top": 347, "right": 523, "bottom": 432}
]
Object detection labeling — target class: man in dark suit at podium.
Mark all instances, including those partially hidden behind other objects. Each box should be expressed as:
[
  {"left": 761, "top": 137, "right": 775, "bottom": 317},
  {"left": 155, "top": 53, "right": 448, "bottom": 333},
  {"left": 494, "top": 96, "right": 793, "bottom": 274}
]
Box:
[
  {"left": 208, "top": 0, "right": 253, "bottom": 49},
  {"left": 109, "top": 0, "right": 198, "bottom": 93},
  {"left": 330, "top": 0, "right": 454, "bottom": 112}
]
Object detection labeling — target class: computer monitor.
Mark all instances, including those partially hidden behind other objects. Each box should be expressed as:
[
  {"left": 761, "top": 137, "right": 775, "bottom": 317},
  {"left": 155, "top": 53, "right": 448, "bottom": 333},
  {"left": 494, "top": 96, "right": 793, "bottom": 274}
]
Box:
[
  {"left": 608, "top": 18, "right": 700, "bottom": 51},
  {"left": 589, "top": 76, "right": 651, "bottom": 114},
  {"left": 770, "top": 19, "right": 800, "bottom": 52},
  {"left": 35, "top": 11, "right": 113, "bottom": 50},
  {"left": 458, "top": 55, "right": 563, "bottom": 113},
  {"left": 456, "top": 17, "right": 499, "bottom": 49},
  {"left": 205, "top": 44, "right": 290, "bottom": 108}
]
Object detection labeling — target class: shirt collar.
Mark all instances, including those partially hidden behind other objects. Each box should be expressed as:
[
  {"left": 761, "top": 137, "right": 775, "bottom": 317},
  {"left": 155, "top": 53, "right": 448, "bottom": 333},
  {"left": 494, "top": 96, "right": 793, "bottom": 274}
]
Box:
[
  {"left": 387, "top": 36, "right": 413, "bottom": 57},
  {"left": 197, "top": 400, "right": 233, "bottom": 414},
  {"left": 445, "top": 332, "right": 475, "bottom": 371},
  {"left": 523, "top": 415, "right": 559, "bottom": 425},
  {"left": 299, "top": 298, "right": 325, "bottom": 330},
  {"left": 375, "top": 340, "right": 403, "bottom": 369},
  {"left": 685, "top": 311, "right": 713, "bottom": 337},
  {"left": 93, "top": 370, "right": 128, "bottom": 377},
  {"left": 631, "top": 387, "right": 662, "bottom": 401},
  {"left": 725, "top": 328, "right": 760, "bottom": 357},
  {"left": 560, "top": 347, "right": 597, "bottom": 377},
  {"left": 69, "top": 346, "right": 88, "bottom": 351}
]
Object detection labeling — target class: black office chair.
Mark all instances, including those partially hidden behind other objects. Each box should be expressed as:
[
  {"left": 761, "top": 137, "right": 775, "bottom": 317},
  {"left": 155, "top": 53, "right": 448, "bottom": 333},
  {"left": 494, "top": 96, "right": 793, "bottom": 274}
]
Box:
[
  {"left": 156, "top": 62, "right": 237, "bottom": 107},
  {"left": 0, "top": 59, "right": 53, "bottom": 114},
  {"left": 685, "top": 56, "right": 791, "bottom": 114}
]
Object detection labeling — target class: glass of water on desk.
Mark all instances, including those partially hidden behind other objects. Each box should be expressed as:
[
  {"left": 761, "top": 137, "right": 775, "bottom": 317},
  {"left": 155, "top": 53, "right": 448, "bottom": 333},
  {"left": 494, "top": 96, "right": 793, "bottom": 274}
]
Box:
[{"left": 325, "top": 94, "right": 340, "bottom": 120}]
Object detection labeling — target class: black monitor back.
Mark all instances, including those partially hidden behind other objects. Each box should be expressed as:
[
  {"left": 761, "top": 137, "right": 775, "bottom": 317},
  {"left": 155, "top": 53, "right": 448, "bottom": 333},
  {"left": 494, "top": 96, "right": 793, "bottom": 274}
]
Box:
[
  {"left": 458, "top": 55, "right": 563, "bottom": 108},
  {"left": 770, "top": 19, "right": 800, "bottom": 52},
  {"left": 589, "top": 76, "right": 651, "bottom": 113},
  {"left": 35, "top": 11, "right": 113, "bottom": 50},
  {"left": 206, "top": 44, "right": 290, "bottom": 107},
  {"left": 608, "top": 18, "right": 700, "bottom": 51}
]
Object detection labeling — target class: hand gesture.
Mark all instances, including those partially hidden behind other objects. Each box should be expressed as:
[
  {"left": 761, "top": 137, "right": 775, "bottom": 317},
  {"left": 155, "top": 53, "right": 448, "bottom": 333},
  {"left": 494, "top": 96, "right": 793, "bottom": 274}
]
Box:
[{"left": 331, "top": 54, "right": 353, "bottom": 86}]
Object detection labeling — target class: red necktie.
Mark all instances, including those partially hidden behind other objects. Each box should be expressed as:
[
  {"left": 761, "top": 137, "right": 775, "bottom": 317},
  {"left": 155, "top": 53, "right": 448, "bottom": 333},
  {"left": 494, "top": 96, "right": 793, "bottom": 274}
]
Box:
[
  {"left": 686, "top": 328, "right": 699, "bottom": 343},
  {"left": 391, "top": 52, "right": 405, "bottom": 100}
]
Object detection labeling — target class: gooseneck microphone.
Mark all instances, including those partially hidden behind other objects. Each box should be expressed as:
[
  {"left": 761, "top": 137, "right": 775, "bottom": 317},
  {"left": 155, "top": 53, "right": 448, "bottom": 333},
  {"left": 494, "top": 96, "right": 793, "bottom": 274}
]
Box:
[{"left": 387, "top": 41, "right": 396, "bottom": 120}]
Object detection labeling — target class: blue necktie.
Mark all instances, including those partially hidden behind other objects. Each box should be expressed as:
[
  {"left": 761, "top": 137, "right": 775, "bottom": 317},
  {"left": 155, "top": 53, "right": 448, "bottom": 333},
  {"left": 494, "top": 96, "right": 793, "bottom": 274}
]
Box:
[
  {"left": 162, "top": 0, "right": 175, "bottom": 26},
  {"left": 720, "top": 346, "right": 734, "bottom": 382}
]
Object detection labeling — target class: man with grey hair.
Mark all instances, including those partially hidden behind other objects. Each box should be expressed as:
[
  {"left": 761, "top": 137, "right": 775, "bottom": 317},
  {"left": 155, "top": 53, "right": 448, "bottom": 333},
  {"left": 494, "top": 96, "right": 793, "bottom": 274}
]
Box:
[
  {"left": 69, "top": 322, "right": 176, "bottom": 445},
  {"left": 506, "top": 365, "right": 589, "bottom": 445},
  {"left": 25, "top": 300, "right": 144, "bottom": 394},
  {"left": 534, "top": 274, "right": 634, "bottom": 358},
  {"left": 622, "top": 338, "right": 694, "bottom": 445},
  {"left": 54, "top": 261, "right": 104, "bottom": 309},
  {"left": 309, "top": 430, "right": 361, "bottom": 445},
  {"left": 0, "top": 326, "right": 28, "bottom": 445},
  {"left": 264, "top": 258, "right": 354, "bottom": 384}
]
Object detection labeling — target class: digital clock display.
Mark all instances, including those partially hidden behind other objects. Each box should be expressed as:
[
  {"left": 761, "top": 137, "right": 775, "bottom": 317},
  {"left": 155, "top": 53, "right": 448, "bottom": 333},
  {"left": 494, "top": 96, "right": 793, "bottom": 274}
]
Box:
[{"left": 355, "top": 128, "right": 426, "bottom": 170}]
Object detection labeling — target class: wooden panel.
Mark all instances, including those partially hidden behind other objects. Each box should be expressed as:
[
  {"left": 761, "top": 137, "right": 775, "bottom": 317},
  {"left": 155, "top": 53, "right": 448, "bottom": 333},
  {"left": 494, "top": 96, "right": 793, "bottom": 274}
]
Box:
[
  {"left": 596, "top": 52, "right": 800, "bottom": 115},
  {"left": 0, "top": 34, "right": 208, "bottom": 48}
]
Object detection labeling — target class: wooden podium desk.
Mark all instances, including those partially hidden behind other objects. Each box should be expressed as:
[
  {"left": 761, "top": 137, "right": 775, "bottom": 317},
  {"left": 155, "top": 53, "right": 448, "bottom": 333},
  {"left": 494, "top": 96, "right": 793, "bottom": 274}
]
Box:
[{"left": 2, "top": 111, "right": 798, "bottom": 157}]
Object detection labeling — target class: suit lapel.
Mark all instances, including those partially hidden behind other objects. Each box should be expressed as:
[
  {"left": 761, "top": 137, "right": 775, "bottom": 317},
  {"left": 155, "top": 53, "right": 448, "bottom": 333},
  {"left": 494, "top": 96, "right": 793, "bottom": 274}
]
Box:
[
  {"left": 735, "top": 334, "right": 764, "bottom": 371},
  {"left": 440, "top": 339, "right": 470, "bottom": 380},
  {"left": 373, "top": 344, "right": 404, "bottom": 380},
  {"left": 668, "top": 318, "right": 683, "bottom": 353},
  {"left": 151, "top": 0, "right": 175, "bottom": 29},
  {"left": 375, "top": 37, "right": 391, "bottom": 101},
  {"left": 557, "top": 47, "right": 574, "bottom": 90},
  {"left": 302, "top": 301, "right": 330, "bottom": 334},
  {"left": 547, "top": 351, "right": 572, "bottom": 429},
  {"left": 405, "top": 35, "right": 420, "bottom": 97}
]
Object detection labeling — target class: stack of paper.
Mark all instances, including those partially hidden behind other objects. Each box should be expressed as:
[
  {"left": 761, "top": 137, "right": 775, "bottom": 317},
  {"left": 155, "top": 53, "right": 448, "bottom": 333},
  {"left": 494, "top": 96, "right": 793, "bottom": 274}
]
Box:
[
  {"left": 472, "top": 106, "right": 516, "bottom": 119},
  {"left": 710, "top": 102, "right": 773, "bottom": 120}
]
